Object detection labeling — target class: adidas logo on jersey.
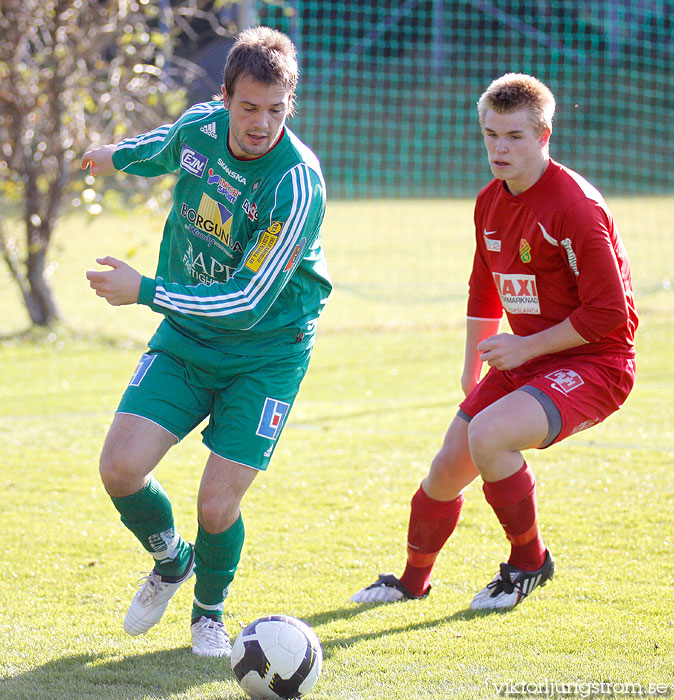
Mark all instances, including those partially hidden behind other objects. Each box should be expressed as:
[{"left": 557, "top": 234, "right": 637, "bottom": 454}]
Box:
[{"left": 200, "top": 122, "right": 217, "bottom": 139}]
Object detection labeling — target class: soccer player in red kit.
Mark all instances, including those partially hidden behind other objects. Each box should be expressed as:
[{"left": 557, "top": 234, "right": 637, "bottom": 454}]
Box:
[{"left": 351, "top": 73, "right": 638, "bottom": 610}]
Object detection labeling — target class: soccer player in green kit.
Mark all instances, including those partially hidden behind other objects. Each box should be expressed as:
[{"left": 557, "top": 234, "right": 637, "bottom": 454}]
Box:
[{"left": 81, "top": 26, "right": 331, "bottom": 657}]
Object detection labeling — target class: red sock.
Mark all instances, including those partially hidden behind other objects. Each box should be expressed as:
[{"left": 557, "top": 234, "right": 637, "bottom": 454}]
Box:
[
  {"left": 482, "top": 461, "right": 546, "bottom": 572},
  {"left": 399, "top": 485, "right": 464, "bottom": 596}
]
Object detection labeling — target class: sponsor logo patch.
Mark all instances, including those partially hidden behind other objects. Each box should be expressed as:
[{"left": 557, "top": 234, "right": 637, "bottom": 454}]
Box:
[
  {"left": 182, "top": 241, "right": 236, "bottom": 283},
  {"left": 186, "top": 224, "right": 236, "bottom": 257},
  {"left": 284, "top": 237, "right": 306, "bottom": 271},
  {"left": 200, "top": 122, "right": 217, "bottom": 138},
  {"left": 217, "top": 158, "right": 247, "bottom": 184},
  {"left": 256, "top": 397, "right": 290, "bottom": 440},
  {"left": 483, "top": 229, "right": 501, "bottom": 252},
  {"left": 492, "top": 272, "right": 540, "bottom": 314},
  {"left": 129, "top": 353, "right": 156, "bottom": 387},
  {"left": 207, "top": 168, "right": 240, "bottom": 203},
  {"left": 245, "top": 221, "right": 283, "bottom": 272},
  {"left": 546, "top": 369, "right": 584, "bottom": 394},
  {"left": 181, "top": 193, "right": 234, "bottom": 247},
  {"left": 561, "top": 237, "right": 580, "bottom": 276},
  {"left": 242, "top": 198, "right": 258, "bottom": 222},
  {"left": 180, "top": 145, "right": 208, "bottom": 177},
  {"left": 147, "top": 528, "right": 176, "bottom": 554},
  {"left": 570, "top": 418, "right": 598, "bottom": 434}
]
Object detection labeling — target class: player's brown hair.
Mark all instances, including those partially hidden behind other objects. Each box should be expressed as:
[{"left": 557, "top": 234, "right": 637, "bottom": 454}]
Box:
[
  {"left": 223, "top": 26, "right": 299, "bottom": 116},
  {"left": 477, "top": 73, "right": 555, "bottom": 135}
]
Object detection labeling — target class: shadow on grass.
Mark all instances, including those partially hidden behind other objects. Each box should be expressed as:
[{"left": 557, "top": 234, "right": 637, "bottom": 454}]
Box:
[
  {"left": 0, "top": 647, "right": 243, "bottom": 700},
  {"left": 0, "top": 321, "right": 146, "bottom": 349},
  {"left": 0, "top": 327, "right": 34, "bottom": 343},
  {"left": 0, "top": 606, "right": 507, "bottom": 699},
  {"left": 303, "top": 603, "right": 508, "bottom": 655}
]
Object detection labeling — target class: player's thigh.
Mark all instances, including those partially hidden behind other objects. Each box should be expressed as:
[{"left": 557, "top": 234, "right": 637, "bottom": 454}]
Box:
[
  {"left": 468, "top": 389, "right": 549, "bottom": 462},
  {"left": 457, "top": 365, "right": 546, "bottom": 465},
  {"left": 425, "top": 414, "right": 479, "bottom": 500},
  {"left": 204, "top": 349, "right": 311, "bottom": 471},
  {"left": 100, "top": 412, "right": 178, "bottom": 494}
]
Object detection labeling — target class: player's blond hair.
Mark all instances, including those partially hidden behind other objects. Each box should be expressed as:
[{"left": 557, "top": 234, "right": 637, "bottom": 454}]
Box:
[
  {"left": 477, "top": 73, "right": 556, "bottom": 135},
  {"left": 223, "top": 26, "right": 299, "bottom": 116}
]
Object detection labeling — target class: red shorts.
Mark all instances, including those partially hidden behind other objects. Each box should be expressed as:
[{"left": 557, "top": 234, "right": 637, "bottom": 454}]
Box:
[{"left": 459, "top": 354, "right": 636, "bottom": 448}]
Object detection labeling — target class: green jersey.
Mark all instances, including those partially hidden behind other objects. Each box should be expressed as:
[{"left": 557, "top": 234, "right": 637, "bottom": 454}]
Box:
[{"left": 112, "top": 102, "right": 331, "bottom": 358}]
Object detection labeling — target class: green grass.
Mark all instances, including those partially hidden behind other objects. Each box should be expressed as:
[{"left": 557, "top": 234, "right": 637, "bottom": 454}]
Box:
[{"left": 1, "top": 198, "right": 673, "bottom": 699}]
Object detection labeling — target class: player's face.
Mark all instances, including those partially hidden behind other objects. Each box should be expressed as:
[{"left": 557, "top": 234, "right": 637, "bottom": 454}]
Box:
[
  {"left": 223, "top": 75, "right": 291, "bottom": 159},
  {"left": 482, "top": 108, "right": 550, "bottom": 195}
]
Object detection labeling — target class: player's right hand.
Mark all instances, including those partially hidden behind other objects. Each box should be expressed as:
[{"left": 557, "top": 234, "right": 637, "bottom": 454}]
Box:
[
  {"left": 81, "top": 144, "right": 117, "bottom": 176},
  {"left": 86, "top": 257, "right": 142, "bottom": 306}
]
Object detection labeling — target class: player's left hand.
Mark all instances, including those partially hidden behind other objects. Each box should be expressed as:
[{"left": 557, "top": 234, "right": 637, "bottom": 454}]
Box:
[
  {"left": 86, "top": 256, "right": 142, "bottom": 306},
  {"left": 477, "top": 333, "right": 532, "bottom": 370}
]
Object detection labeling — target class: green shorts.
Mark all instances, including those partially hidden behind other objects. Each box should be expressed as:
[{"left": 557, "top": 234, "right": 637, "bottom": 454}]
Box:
[{"left": 116, "top": 347, "right": 312, "bottom": 470}]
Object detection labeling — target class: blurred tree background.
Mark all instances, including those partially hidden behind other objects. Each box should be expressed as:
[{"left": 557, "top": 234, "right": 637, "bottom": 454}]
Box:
[{"left": 0, "top": 0, "right": 240, "bottom": 326}]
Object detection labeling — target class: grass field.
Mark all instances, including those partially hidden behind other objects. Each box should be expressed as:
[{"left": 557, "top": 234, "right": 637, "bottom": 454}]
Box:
[{"left": 1, "top": 198, "right": 673, "bottom": 699}]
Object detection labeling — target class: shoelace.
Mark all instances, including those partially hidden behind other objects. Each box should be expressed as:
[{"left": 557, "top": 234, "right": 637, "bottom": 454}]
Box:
[
  {"left": 197, "top": 618, "right": 219, "bottom": 632},
  {"left": 134, "top": 572, "right": 165, "bottom": 604},
  {"left": 487, "top": 565, "right": 519, "bottom": 596},
  {"left": 194, "top": 618, "right": 228, "bottom": 645}
]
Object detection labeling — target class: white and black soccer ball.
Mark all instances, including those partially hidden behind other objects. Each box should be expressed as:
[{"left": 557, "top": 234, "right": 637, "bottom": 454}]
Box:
[{"left": 230, "top": 615, "right": 323, "bottom": 699}]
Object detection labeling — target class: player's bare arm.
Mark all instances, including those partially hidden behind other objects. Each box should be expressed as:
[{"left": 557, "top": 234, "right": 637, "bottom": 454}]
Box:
[
  {"left": 80, "top": 144, "right": 117, "bottom": 176},
  {"left": 461, "top": 317, "right": 501, "bottom": 395},
  {"left": 478, "top": 317, "right": 588, "bottom": 370},
  {"left": 86, "top": 256, "right": 142, "bottom": 306}
]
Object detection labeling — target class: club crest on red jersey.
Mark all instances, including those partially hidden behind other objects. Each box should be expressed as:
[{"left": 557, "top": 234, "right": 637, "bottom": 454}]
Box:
[{"left": 519, "top": 238, "right": 532, "bottom": 263}]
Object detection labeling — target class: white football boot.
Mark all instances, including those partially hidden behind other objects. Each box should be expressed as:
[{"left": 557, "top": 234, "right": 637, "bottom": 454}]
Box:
[
  {"left": 123, "top": 545, "right": 195, "bottom": 635},
  {"left": 350, "top": 573, "right": 430, "bottom": 603},
  {"left": 191, "top": 616, "right": 232, "bottom": 657},
  {"left": 470, "top": 550, "right": 554, "bottom": 610}
]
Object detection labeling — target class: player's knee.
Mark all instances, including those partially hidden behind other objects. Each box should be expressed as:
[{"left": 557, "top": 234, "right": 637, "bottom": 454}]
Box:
[
  {"left": 467, "top": 413, "right": 501, "bottom": 466},
  {"left": 98, "top": 446, "right": 117, "bottom": 486},
  {"left": 98, "top": 443, "right": 136, "bottom": 492},
  {"left": 427, "top": 445, "right": 475, "bottom": 498},
  {"left": 198, "top": 495, "right": 240, "bottom": 534}
]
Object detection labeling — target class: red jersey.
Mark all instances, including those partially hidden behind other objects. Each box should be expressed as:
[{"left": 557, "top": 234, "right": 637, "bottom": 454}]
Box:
[{"left": 467, "top": 159, "right": 637, "bottom": 358}]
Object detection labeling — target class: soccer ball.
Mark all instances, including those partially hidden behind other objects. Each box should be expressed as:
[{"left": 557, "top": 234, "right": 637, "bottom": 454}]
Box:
[{"left": 230, "top": 615, "right": 323, "bottom": 699}]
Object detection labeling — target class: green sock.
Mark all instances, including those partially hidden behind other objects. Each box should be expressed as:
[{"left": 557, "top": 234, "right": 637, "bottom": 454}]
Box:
[
  {"left": 110, "top": 477, "right": 191, "bottom": 578},
  {"left": 192, "top": 515, "right": 245, "bottom": 622}
]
